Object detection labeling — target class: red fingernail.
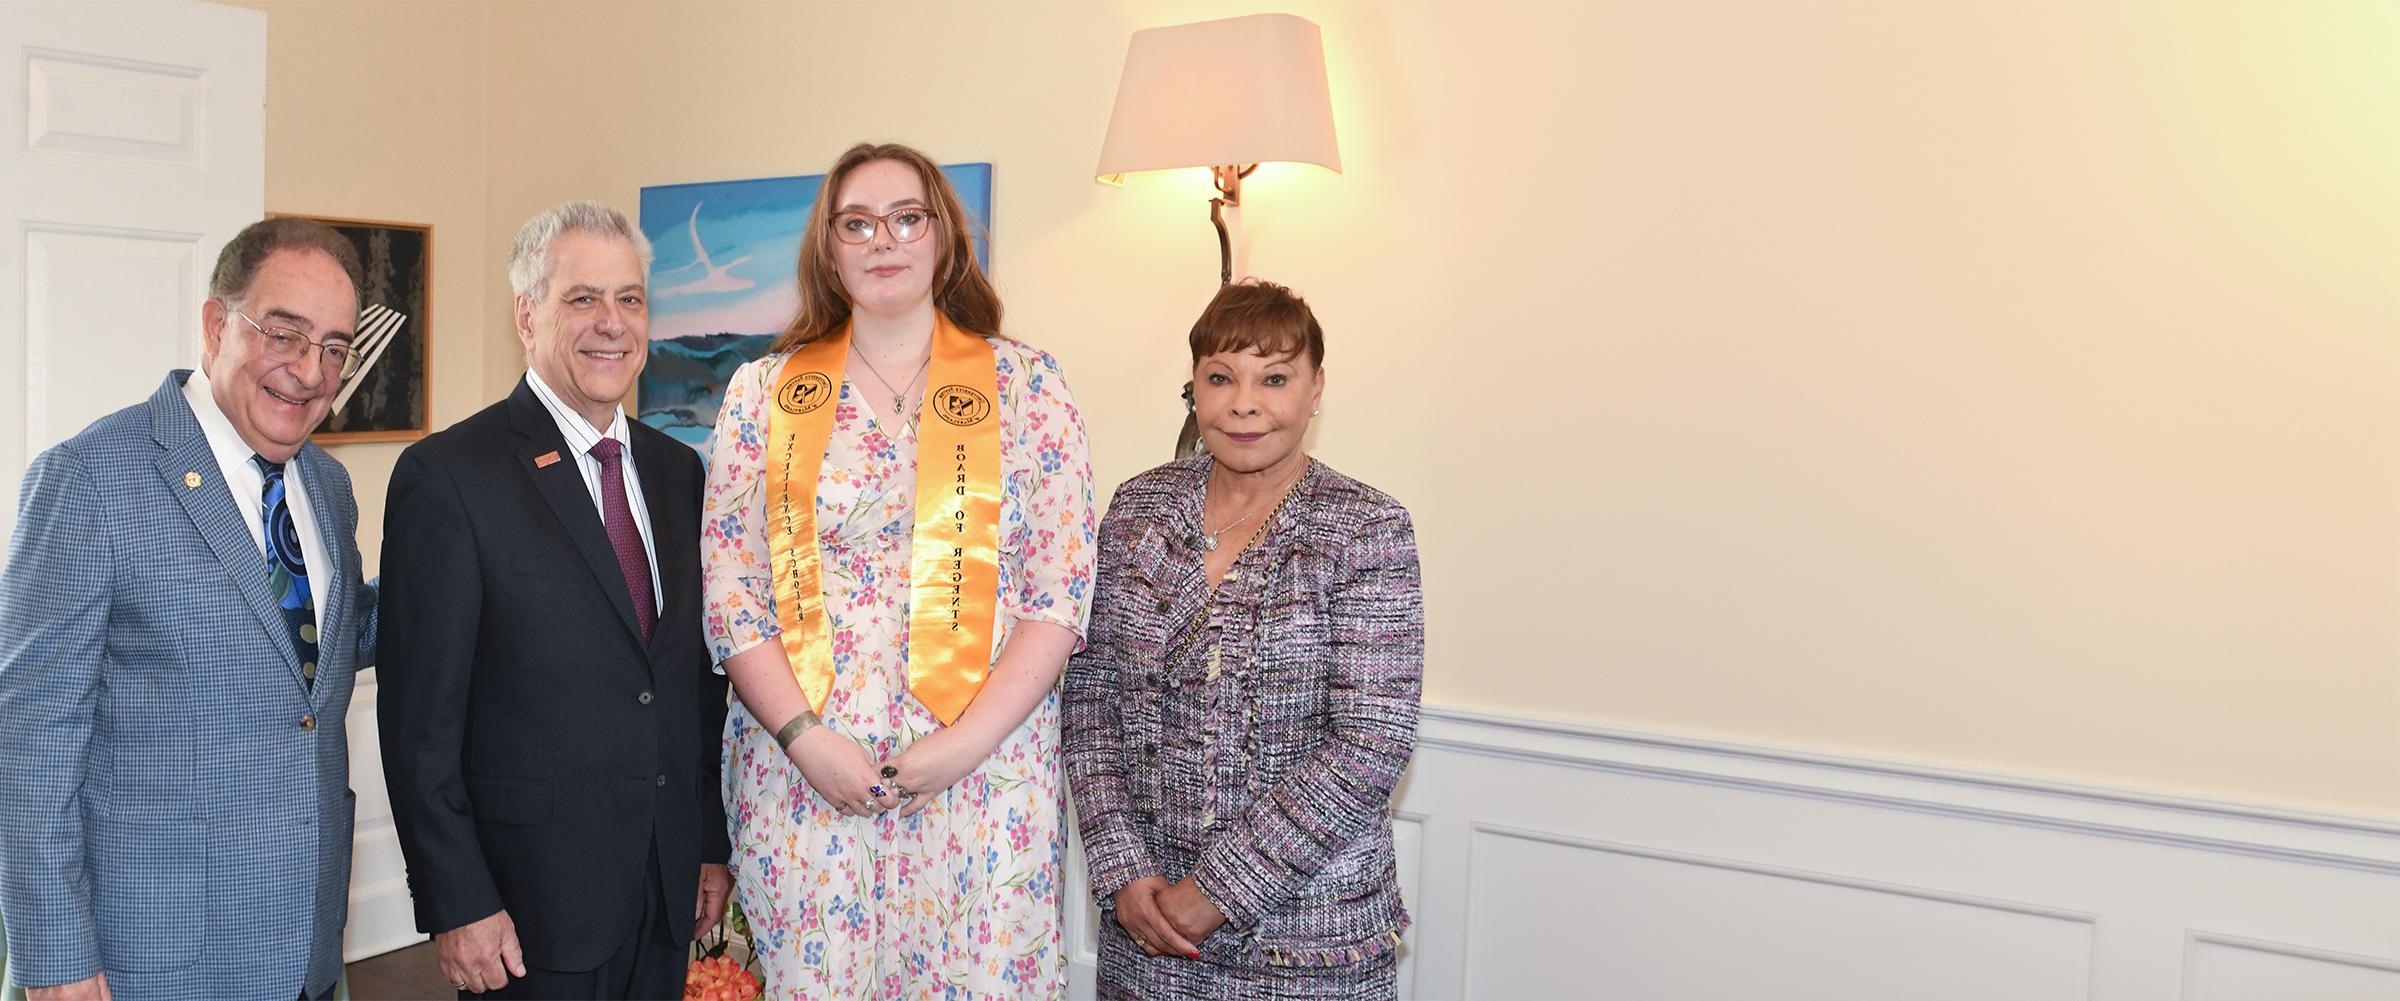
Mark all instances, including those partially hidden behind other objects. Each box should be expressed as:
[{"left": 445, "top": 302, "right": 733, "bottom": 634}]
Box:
[{"left": 1188, "top": 951, "right": 1200, "bottom": 959}]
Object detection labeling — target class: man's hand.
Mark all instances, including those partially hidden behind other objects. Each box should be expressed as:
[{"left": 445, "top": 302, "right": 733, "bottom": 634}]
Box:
[
  {"left": 435, "top": 909, "right": 527, "bottom": 994},
  {"left": 1111, "top": 876, "right": 1200, "bottom": 960},
  {"left": 27, "top": 972, "right": 110, "bottom": 1001},
  {"left": 1158, "top": 877, "right": 1228, "bottom": 945},
  {"left": 693, "top": 862, "right": 733, "bottom": 941}
]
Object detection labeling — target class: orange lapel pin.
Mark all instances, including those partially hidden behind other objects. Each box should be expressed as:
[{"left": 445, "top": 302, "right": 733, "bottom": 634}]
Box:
[{"left": 534, "top": 450, "right": 562, "bottom": 469}]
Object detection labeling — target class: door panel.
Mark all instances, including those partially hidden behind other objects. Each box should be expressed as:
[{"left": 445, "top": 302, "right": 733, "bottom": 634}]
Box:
[{"left": 0, "top": 0, "right": 264, "bottom": 553}]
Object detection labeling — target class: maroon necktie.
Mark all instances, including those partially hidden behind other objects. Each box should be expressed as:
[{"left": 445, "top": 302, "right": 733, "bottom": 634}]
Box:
[{"left": 588, "top": 438, "right": 656, "bottom": 644}]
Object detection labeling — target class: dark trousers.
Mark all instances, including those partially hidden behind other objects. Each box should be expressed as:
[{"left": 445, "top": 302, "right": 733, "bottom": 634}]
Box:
[{"left": 474, "top": 845, "right": 682, "bottom": 1001}]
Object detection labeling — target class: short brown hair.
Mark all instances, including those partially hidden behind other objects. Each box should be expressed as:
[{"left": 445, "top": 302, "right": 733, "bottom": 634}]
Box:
[
  {"left": 773, "top": 142, "right": 1001, "bottom": 352},
  {"left": 210, "top": 217, "right": 364, "bottom": 305},
  {"left": 1187, "top": 279, "right": 1324, "bottom": 368}
]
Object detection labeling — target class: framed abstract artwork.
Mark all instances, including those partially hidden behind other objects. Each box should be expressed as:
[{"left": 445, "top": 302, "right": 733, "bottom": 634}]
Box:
[
  {"left": 636, "top": 162, "right": 993, "bottom": 460},
  {"left": 281, "top": 214, "right": 432, "bottom": 443}
]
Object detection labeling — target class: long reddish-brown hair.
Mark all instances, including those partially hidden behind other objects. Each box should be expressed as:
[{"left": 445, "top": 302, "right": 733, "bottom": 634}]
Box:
[{"left": 772, "top": 142, "right": 1001, "bottom": 352}]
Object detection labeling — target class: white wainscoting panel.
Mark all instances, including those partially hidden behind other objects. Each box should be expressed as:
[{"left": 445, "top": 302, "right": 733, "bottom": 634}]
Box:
[
  {"left": 2184, "top": 932, "right": 2400, "bottom": 1001},
  {"left": 1061, "top": 705, "right": 2400, "bottom": 1000},
  {"left": 340, "top": 678, "right": 424, "bottom": 960},
  {"left": 1465, "top": 823, "right": 2093, "bottom": 999}
]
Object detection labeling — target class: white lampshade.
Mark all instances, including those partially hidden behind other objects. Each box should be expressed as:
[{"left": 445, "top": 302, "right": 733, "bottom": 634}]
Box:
[{"left": 1094, "top": 13, "right": 1342, "bottom": 182}]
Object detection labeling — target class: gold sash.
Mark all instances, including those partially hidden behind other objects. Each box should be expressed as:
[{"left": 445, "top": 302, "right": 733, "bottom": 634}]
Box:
[{"left": 766, "top": 317, "right": 1003, "bottom": 726}]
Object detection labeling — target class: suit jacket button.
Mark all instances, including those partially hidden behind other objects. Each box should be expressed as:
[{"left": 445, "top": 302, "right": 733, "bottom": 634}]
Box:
[
  {"left": 298, "top": 714, "right": 316, "bottom": 732},
  {"left": 637, "top": 690, "right": 654, "bottom": 705},
  {"left": 656, "top": 774, "right": 668, "bottom": 788}
]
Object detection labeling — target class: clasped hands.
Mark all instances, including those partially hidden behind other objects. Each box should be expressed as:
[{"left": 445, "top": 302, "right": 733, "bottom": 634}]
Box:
[
  {"left": 1112, "top": 874, "right": 1227, "bottom": 960},
  {"left": 785, "top": 722, "right": 980, "bottom": 819}
]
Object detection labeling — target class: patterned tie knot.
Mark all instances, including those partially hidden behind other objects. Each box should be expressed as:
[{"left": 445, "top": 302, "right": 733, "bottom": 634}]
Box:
[
  {"left": 589, "top": 437, "right": 622, "bottom": 465},
  {"left": 252, "top": 454, "right": 285, "bottom": 481}
]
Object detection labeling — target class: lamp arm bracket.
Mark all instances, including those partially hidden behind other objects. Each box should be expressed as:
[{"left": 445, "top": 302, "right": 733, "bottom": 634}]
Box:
[{"left": 1210, "top": 163, "right": 1258, "bottom": 206}]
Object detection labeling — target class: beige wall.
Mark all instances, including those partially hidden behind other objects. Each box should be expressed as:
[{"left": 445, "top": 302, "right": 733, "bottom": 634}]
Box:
[
  {"left": 231, "top": 0, "right": 492, "bottom": 570},
  {"left": 245, "top": 0, "right": 2400, "bottom": 817}
]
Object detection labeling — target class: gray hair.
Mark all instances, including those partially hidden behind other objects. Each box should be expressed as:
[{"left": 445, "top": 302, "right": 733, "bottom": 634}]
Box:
[{"left": 506, "top": 200, "right": 653, "bottom": 301}]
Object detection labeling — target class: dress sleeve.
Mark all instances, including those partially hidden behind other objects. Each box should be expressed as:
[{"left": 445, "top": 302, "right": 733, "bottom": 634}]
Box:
[
  {"left": 1005, "top": 348, "right": 1097, "bottom": 645},
  {"left": 701, "top": 357, "right": 783, "bottom": 663}
]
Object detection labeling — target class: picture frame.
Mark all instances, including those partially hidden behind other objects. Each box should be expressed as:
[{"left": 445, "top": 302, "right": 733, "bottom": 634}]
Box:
[
  {"left": 274, "top": 213, "right": 433, "bottom": 444},
  {"left": 635, "top": 163, "right": 993, "bottom": 460}
]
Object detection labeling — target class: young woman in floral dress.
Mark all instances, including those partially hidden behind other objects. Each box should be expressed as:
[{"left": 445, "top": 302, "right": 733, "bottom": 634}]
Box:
[{"left": 701, "top": 142, "right": 1095, "bottom": 1000}]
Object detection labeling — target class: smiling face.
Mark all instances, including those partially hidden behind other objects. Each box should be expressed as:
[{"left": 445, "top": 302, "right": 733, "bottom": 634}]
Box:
[
  {"left": 199, "top": 247, "right": 360, "bottom": 463},
  {"left": 830, "top": 158, "right": 942, "bottom": 316},
  {"left": 1192, "top": 348, "right": 1325, "bottom": 477},
  {"left": 516, "top": 229, "right": 649, "bottom": 428}
]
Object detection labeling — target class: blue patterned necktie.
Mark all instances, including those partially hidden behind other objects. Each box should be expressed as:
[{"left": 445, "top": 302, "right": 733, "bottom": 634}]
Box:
[{"left": 253, "top": 455, "right": 318, "bottom": 688}]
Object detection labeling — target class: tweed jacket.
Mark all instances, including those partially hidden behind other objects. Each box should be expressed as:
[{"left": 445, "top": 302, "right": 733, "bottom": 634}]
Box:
[
  {"left": 0, "top": 372, "right": 376, "bottom": 999},
  {"left": 1064, "top": 456, "right": 1423, "bottom": 968}
]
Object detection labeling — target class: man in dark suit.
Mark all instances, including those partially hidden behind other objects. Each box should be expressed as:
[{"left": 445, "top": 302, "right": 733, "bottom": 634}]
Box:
[
  {"left": 378, "top": 201, "right": 730, "bottom": 998},
  {"left": 0, "top": 218, "right": 378, "bottom": 1001}
]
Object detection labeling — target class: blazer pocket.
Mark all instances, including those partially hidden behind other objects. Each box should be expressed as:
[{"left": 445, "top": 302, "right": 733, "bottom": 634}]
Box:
[
  {"left": 465, "top": 774, "right": 553, "bottom": 827},
  {"left": 90, "top": 818, "right": 200, "bottom": 973},
  {"left": 1245, "top": 843, "right": 1408, "bottom": 967},
  {"left": 501, "top": 547, "right": 583, "bottom": 583}
]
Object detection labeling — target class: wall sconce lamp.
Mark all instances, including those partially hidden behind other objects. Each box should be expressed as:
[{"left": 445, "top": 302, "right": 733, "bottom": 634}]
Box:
[
  {"left": 1095, "top": 12, "right": 1341, "bottom": 455},
  {"left": 1095, "top": 12, "right": 1342, "bottom": 287}
]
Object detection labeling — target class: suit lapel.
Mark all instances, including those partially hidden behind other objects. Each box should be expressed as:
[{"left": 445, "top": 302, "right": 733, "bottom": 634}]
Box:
[
  {"left": 151, "top": 377, "right": 303, "bottom": 684},
  {"left": 508, "top": 381, "right": 647, "bottom": 649}
]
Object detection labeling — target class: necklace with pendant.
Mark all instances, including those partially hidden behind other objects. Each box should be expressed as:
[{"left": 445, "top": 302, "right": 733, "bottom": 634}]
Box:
[
  {"left": 1199, "top": 464, "right": 1304, "bottom": 551},
  {"left": 853, "top": 347, "right": 931, "bottom": 417}
]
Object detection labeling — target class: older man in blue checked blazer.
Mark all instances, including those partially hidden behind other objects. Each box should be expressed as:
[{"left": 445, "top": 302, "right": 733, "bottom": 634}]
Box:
[{"left": 0, "top": 218, "right": 380, "bottom": 1001}]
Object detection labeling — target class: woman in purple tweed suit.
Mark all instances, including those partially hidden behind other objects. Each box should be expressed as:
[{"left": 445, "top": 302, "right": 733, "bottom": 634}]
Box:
[{"left": 1064, "top": 280, "right": 1424, "bottom": 1001}]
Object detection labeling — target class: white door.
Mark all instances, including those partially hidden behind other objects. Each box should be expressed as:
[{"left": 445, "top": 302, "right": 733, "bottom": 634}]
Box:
[
  {"left": 0, "top": 0, "right": 263, "bottom": 554},
  {"left": 0, "top": 0, "right": 421, "bottom": 967}
]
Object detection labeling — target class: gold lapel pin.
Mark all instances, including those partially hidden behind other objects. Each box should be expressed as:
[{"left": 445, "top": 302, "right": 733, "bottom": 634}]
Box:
[
  {"left": 534, "top": 450, "right": 562, "bottom": 469},
  {"left": 183, "top": 471, "right": 201, "bottom": 489}
]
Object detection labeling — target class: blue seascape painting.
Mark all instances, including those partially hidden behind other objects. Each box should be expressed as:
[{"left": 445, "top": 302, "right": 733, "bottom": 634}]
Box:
[{"left": 636, "top": 163, "right": 993, "bottom": 458}]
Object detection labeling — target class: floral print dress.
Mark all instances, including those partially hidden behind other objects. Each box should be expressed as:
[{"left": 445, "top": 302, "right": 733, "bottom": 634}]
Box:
[{"left": 702, "top": 336, "right": 1096, "bottom": 1001}]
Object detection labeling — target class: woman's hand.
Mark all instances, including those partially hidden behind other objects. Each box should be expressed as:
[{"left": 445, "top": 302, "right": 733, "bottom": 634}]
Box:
[
  {"left": 878, "top": 724, "right": 990, "bottom": 817},
  {"left": 1112, "top": 876, "right": 1201, "bottom": 959},
  {"left": 1157, "top": 877, "right": 1228, "bottom": 944},
  {"left": 787, "top": 725, "right": 899, "bottom": 817}
]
